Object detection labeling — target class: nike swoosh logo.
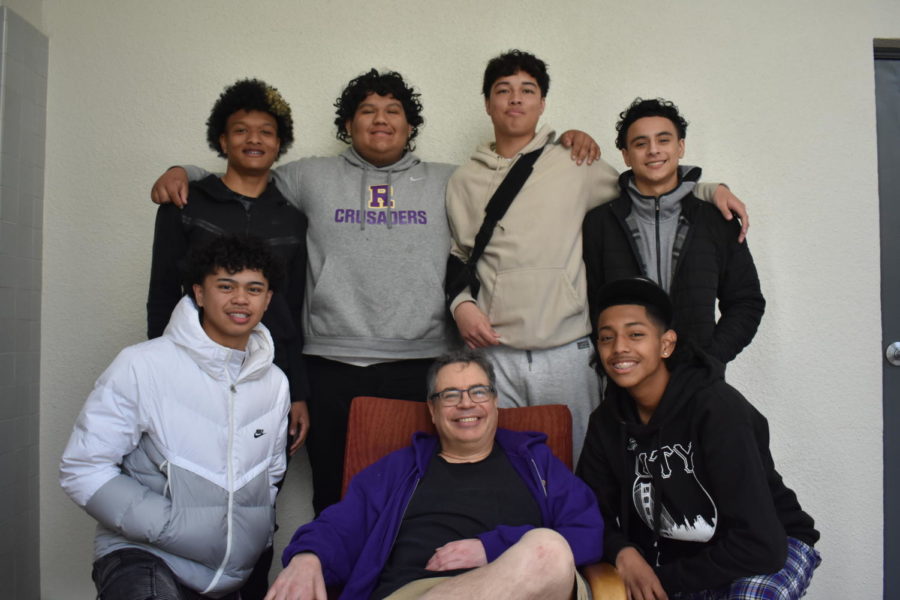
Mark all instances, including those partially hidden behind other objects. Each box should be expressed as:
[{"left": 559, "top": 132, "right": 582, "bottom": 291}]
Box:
[
  {"left": 410, "top": 176, "right": 425, "bottom": 182},
  {"left": 254, "top": 430, "right": 265, "bottom": 438}
]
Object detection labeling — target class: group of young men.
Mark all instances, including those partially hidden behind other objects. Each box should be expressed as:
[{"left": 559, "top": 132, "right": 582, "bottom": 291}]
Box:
[{"left": 59, "top": 48, "right": 819, "bottom": 600}]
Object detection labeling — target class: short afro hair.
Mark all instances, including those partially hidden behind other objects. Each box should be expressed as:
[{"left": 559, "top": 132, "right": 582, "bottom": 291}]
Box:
[
  {"left": 482, "top": 49, "right": 550, "bottom": 98},
  {"left": 206, "top": 78, "right": 294, "bottom": 159},
  {"left": 186, "top": 234, "right": 285, "bottom": 298},
  {"left": 615, "top": 97, "right": 688, "bottom": 150},
  {"left": 333, "top": 69, "right": 424, "bottom": 150}
]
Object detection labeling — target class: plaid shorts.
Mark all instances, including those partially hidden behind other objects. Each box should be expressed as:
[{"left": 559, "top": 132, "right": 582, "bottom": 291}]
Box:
[{"left": 673, "top": 537, "right": 822, "bottom": 600}]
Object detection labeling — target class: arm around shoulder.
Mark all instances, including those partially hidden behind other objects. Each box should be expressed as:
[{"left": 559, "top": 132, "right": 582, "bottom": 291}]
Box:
[
  {"left": 270, "top": 158, "right": 311, "bottom": 210},
  {"left": 587, "top": 158, "right": 622, "bottom": 209},
  {"left": 150, "top": 166, "right": 211, "bottom": 208},
  {"left": 695, "top": 183, "right": 749, "bottom": 241}
]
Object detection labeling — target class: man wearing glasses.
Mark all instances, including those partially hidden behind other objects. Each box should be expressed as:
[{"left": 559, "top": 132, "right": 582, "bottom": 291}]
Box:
[{"left": 265, "top": 349, "right": 603, "bottom": 600}]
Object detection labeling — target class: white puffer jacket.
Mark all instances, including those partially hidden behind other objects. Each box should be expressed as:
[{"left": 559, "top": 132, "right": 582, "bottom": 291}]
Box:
[{"left": 60, "top": 296, "right": 289, "bottom": 597}]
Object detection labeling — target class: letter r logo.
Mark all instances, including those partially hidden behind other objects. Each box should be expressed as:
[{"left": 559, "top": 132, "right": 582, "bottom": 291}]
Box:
[{"left": 368, "top": 184, "right": 394, "bottom": 208}]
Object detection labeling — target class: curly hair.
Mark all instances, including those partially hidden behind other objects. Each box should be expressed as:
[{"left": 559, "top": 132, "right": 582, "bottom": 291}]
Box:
[
  {"left": 186, "top": 234, "right": 285, "bottom": 296},
  {"left": 482, "top": 50, "right": 550, "bottom": 98},
  {"left": 206, "top": 78, "right": 294, "bottom": 158},
  {"left": 333, "top": 69, "right": 424, "bottom": 150},
  {"left": 615, "top": 97, "right": 688, "bottom": 150}
]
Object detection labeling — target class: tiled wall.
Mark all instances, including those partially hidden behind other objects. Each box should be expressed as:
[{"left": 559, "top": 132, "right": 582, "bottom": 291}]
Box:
[{"left": 0, "top": 6, "right": 47, "bottom": 599}]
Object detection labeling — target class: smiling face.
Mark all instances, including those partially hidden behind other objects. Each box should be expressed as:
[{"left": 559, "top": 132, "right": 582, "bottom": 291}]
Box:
[
  {"left": 485, "top": 70, "right": 545, "bottom": 144},
  {"left": 219, "top": 110, "right": 281, "bottom": 176},
  {"left": 597, "top": 304, "right": 676, "bottom": 415},
  {"left": 428, "top": 361, "right": 499, "bottom": 458},
  {"left": 192, "top": 267, "right": 273, "bottom": 350},
  {"left": 345, "top": 92, "right": 412, "bottom": 167},
  {"left": 621, "top": 115, "right": 685, "bottom": 197}
]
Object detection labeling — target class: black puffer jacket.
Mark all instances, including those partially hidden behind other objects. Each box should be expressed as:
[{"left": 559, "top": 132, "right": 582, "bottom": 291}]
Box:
[{"left": 583, "top": 169, "right": 765, "bottom": 363}]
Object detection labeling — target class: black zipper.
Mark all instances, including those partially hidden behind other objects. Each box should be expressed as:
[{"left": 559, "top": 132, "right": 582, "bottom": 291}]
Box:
[{"left": 654, "top": 196, "right": 662, "bottom": 287}]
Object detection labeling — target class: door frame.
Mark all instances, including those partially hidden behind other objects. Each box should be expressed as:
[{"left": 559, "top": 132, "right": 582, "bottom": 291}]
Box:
[{"left": 874, "top": 38, "right": 900, "bottom": 600}]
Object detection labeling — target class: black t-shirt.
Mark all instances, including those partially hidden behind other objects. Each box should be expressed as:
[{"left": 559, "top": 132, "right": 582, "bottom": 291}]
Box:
[{"left": 371, "top": 445, "right": 542, "bottom": 599}]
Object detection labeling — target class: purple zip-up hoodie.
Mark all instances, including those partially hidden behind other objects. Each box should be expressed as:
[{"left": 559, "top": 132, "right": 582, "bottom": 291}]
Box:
[{"left": 281, "top": 428, "right": 604, "bottom": 599}]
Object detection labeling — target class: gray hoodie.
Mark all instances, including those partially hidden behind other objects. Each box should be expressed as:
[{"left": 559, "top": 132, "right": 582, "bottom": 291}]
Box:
[{"left": 186, "top": 148, "right": 457, "bottom": 361}]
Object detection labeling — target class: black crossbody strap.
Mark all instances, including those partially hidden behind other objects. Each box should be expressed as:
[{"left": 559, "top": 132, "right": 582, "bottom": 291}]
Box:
[
  {"left": 445, "top": 146, "right": 544, "bottom": 307},
  {"left": 470, "top": 146, "right": 543, "bottom": 264}
]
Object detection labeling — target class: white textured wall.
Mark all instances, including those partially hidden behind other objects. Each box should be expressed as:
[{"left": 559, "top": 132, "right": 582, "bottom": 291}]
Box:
[{"left": 38, "top": 1, "right": 896, "bottom": 598}]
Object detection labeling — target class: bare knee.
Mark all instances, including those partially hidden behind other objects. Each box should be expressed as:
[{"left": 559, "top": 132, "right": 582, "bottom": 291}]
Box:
[{"left": 516, "top": 528, "right": 575, "bottom": 583}]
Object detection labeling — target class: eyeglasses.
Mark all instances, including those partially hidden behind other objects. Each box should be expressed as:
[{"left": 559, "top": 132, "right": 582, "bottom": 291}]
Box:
[{"left": 429, "top": 384, "right": 496, "bottom": 407}]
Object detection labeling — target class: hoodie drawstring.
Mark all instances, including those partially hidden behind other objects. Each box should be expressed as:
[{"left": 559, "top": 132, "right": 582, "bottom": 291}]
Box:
[
  {"left": 160, "top": 460, "right": 172, "bottom": 498},
  {"left": 358, "top": 165, "right": 369, "bottom": 231},
  {"left": 385, "top": 169, "right": 394, "bottom": 229}
]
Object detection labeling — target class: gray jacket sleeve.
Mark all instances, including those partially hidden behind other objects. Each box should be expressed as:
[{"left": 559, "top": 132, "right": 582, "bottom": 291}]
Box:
[
  {"left": 182, "top": 164, "right": 213, "bottom": 181},
  {"left": 269, "top": 160, "right": 305, "bottom": 211}
]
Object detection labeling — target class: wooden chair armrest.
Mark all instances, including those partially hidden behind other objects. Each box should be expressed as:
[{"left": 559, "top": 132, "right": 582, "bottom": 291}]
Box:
[{"left": 581, "top": 561, "right": 627, "bottom": 600}]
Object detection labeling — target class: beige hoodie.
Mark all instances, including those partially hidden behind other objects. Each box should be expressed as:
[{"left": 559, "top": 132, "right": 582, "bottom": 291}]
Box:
[{"left": 447, "top": 125, "right": 717, "bottom": 350}]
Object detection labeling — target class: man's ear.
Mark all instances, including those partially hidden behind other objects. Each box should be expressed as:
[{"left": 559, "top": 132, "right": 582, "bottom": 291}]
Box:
[
  {"left": 262, "top": 289, "right": 273, "bottom": 312},
  {"left": 621, "top": 148, "right": 631, "bottom": 168},
  {"left": 677, "top": 138, "right": 685, "bottom": 159},
  {"left": 661, "top": 329, "right": 677, "bottom": 357},
  {"left": 345, "top": 119, "right": 353, "bottom": 137},
  {"left": 219, "top": 134, "right": 228, "bottom": 156},
  {"left": 427, "top": 400, "right": 437, "bottom": 423}
]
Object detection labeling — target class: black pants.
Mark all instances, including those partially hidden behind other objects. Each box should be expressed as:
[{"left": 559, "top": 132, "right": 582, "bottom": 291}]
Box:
[
  {"left": 305, "top": 356, "right": 432, "bottom": 515},
  {"left": 238, "top": 544, "right": 274, "bottom": 600},
  {"left": 92, "top": 548, "right": 240, "bottom": 600}
]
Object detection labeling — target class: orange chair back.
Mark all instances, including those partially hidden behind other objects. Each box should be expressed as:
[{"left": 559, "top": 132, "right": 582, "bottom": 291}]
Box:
[{"left": 342, "top": 396, "right": 573, "bottom": 497}]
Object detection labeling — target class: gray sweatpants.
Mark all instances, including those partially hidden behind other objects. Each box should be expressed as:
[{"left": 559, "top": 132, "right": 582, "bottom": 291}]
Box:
[{"left": 484, "top": 336, "right": 600, "bottom": 464}]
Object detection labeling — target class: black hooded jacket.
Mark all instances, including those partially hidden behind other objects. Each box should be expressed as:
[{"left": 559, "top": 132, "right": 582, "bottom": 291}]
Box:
[
  {"left": 582, "top": 168, "right": 765, "bottom": 364},
  {"left": 577, "top": 346, "right": 818, "bottom": 593},
  {"left": 147, "top": 174, "right": 309, "bottom": 402}
]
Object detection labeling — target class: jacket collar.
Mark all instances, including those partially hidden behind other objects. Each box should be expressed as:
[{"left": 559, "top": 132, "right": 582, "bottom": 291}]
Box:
[
  {"left": 339, "top": 146, "right": 421, "bottom": 173},
  {"left": 163, "top": 295, "right": 275, "bottom": 384},
  {"left": 409, "top": 428, "right": 548, "bottom": 474},
  {"left": 613, "top": 165, "right": 703, "bottom": 218},
  {"left": 194, "top": 173, "right": 285, "bottom": 206},
  {"left": 471, "top": 124, "right": 556, "bottom": 169}
]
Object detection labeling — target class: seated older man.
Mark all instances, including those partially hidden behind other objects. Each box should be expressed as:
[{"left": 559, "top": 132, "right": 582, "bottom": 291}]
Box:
[{"left": 265, "top": 349, "right": 604, "bottom": 600}]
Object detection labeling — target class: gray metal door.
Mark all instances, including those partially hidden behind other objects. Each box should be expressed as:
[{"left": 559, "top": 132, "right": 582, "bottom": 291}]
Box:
[{"left": 875, "top": 42, "right": 900, "bottom": 599}]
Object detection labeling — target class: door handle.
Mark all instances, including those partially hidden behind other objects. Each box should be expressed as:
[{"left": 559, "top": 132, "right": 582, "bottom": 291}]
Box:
[{"left": 888, "top": 342, "right": 900, "bottom": 366}]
